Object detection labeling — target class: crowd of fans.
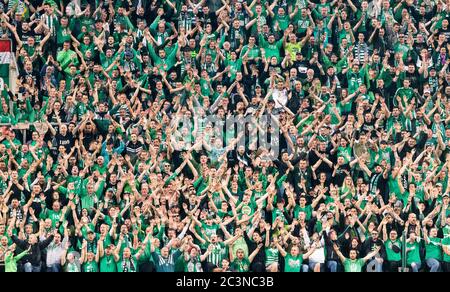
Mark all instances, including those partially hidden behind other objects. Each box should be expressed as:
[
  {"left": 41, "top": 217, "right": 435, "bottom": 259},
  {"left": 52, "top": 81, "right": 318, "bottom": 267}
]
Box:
[{"left": 0, "top": 0, "right": 449, "bottom": 273}]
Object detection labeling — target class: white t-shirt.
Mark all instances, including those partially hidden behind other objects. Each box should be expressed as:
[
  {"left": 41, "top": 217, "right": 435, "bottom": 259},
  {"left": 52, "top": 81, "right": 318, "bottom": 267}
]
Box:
[{"left": 272, "top": 89, "right": 288, "bottom": 109}]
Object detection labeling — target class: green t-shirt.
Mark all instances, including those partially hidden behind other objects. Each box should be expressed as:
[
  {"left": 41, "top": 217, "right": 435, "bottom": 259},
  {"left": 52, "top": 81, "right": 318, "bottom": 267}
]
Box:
[
  {"left": 443, "top": 225, "right": 450, "bottom": 239},
  {"left": 284, "top": 254, "right": 303, "bottom": 272},
  {"left": 294, "top": 205, "right": 312, "bottom": 220},
  {"left": 274, "top": 14, "right": 290, "bottom": 31},
  {"left": 258, "top": 35, "right": 283, "bottom": 61},
  {"left": 57, "top": 49, "right": 79, "bottom": 73},
  {"left": 296, "top": 17, "right": 311, "bottom": 34},
  {"left": 116, "top": 255, "right": 138, "bottom": 272},
  {"left": 442, "top": 237, "right": 450, "bottom": 263},
  {"left": 201, "top": 223, "right": 219, "bottom": 239},
  {"left": 40, "top": 209, "right": 63, "bottom": 227},
  {"left": 425, "top": 237, "right": 442, "bottom": 261},
  {"left": 394, "top": 43, "right": 410, "bottom": 61},
  {"left": 385, "top": 239, "right": 402, "bottom": 262},
  {"left": 231, "top": 257, "right": 251, "bottom": 272},
  {"left": 343, "top": 258, "right": 365, "bottom": 272},
  {"left": 406, "top": 241, "right": 421, "bottom": 265},
  {"left": 265, "top": 247, "right": 279, "bottom": 265},
  {"left": 240, "top": 45, "right": 260, "bottom": 60},
  {"left": 65, "top": 262, "right": 80, "bottom": 272},
  {"left": 83, "top": 260, "right": 99, "bottom": 272},
  {"left": 232, "top": 237, "right": 248, "bottom": 259},
  {"left": 225, "top": 58, "right": 242, "bottom": 81},
  {"left": 100, "top": 255, "right": 117, "bottom": 272}
]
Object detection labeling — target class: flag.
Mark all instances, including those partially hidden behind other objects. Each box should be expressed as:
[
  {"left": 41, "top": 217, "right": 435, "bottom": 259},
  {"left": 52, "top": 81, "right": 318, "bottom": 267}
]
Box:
[{"left": 0, "top": 39, "right": 11, "bottom": 91}]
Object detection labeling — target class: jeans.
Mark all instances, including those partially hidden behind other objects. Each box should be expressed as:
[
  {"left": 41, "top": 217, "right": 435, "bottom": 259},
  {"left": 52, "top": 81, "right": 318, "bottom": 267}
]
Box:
[
  {"left": 250, "top": 261, "right": 265, "bottom": 273},
  {"left": 24, "top": 262, "right": 41, "bottom": 273},
  {"left": 445, "top": 262, "right": 450, "bottom": 273},
  {"left": 366, "top": 259, "right": 383, "bottom": 272},
  {"left": 327, "top": 260, "right": 338, "bottom": 272},
  {"left": 46, "top": 264, "right": 62, "bottom": 272},
  {"left": 410, "top": 262, "right": 421, "bottom": 272},
  {"left": 308, "top": 262, "right": 323, "bottom": 272},
  {"left": 426, "top": 258, "right": 440, "bottom": 272},
  {"left": 301, "top": 264, "right": 309, "bottom": 272}
]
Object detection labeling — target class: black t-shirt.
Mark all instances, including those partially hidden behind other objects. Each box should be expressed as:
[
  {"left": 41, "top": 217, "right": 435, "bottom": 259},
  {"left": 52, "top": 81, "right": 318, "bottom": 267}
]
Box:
[
  {"left": 9, "top": 181, "right": 24, "bottom": 203},
  {"left": 369, "top": 171, "right": 388, "bottom": 200},
  {"left": 286, "top": 91, "right": 302, "bottom": 114},
  {"left": 82, "top": 130, "right": 97, "bottom": 150},
  {"left": 405, "top": 72, "right": 420, "bottom": 90},
  {"left": 242, "top": 72, "right": 262, "bottom": 97},
  {"left": 19, "top": 27, "right": 38, "bottom": 44},
  {"left": 47, "top": 111, "right": 67, "bottom": 128},
  {"left": 362, "top": 119, "right": 376, "bottom": 137},
  {"left": 244, "top": 232, "right": 265, "bottom": 266},
  {"left": 197, "top": 11, "right": 217, "bottom": 29},
  {"left": 308, "top": 149, "right": 334, "bottom": 176},
  {"left": 332, "top": 164, "right": 351, "bottom": 186},
  {"left": 55, "top": 132, "right": 75, "bottom": 152},
  {"left": 438, "top": 27, "right": 450, "bottom": 43}
]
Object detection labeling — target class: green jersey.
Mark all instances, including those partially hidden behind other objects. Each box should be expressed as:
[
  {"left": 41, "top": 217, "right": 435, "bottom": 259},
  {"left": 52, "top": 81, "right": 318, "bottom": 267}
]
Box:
[
  {"left": 394, "top": 43, "right": 410, "bottom": 61},
  {"left": 207, "top": 242, "right": 227, "bottom": 266}
]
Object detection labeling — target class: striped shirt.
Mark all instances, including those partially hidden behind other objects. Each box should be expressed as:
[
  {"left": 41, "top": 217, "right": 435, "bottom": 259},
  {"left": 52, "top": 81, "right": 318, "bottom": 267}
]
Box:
[
  {"left": 207, "top": 243, "right": 227, "bottom": 266},
  {"left": 125, "top": 141, "right": 144, "bottom": 158},
  {"left": 41, "top": 13, "right": 58, "bottom": 37},
  {"left": 353, "top": 42, "right": 369, "bottom": 63}
]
